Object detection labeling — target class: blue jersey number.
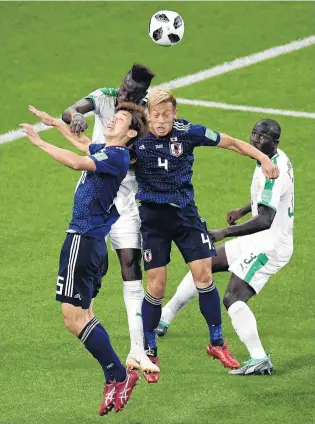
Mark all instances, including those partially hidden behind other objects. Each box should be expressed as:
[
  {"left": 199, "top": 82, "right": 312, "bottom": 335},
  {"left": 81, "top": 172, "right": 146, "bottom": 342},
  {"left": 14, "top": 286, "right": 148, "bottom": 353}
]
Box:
[{"left": 158, "top": 157, "right": 168, "bottom": 171}]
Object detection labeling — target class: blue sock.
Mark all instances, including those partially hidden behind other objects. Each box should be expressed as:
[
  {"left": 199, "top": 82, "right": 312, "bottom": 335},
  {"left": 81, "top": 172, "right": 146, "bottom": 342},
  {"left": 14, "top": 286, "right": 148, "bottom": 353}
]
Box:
[
  {"left": 197, "top": 283, "right": 224, "bottom": 346},
  {"left": 78, "top": 317, "right": 127, "bottom": 383},
  {"left": 142, "top": 292, "right": 162, "bottom": 354}
]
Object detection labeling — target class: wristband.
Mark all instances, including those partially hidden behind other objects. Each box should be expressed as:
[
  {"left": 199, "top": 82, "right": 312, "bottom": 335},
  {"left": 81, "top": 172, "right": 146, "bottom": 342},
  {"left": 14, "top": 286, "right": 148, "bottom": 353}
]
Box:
[{"left": 71, "top": 112, "right": 84, "bottom": 121}]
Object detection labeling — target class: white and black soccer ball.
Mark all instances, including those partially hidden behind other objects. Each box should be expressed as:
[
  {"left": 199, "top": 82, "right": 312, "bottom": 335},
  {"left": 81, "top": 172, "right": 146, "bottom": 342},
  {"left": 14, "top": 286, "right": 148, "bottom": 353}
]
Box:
[{"left": 148, "top": 10, "right": 184, "bottom": 47}]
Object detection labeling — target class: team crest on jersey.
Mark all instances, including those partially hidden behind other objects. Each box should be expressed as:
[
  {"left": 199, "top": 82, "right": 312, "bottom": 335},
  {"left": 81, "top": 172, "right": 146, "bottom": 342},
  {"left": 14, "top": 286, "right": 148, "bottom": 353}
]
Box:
[
  {"left": 143, "top": 249, "right": 152, "bottom": 263},
  {"left": 170, "top": 141, "right": 183, "bottom": 157}
]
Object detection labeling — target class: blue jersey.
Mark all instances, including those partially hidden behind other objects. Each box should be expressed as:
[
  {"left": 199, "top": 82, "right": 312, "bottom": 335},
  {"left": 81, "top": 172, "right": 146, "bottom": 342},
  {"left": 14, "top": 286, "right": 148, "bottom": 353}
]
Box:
[
  {"left": 67, "top": 144, "right": 130, "bottom": 239},
  {"left": 134, "top": 119, "right": 220, "bottom": 207}
]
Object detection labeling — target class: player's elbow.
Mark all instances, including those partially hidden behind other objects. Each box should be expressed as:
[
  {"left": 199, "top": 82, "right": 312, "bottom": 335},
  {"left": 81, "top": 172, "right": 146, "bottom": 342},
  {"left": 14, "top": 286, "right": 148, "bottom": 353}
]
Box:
[
  {"left": 72, "top": 157, "right": 96, "bottom": 171},
  {"left": 258, "top": 214, "right": 273, "bottom": 231},
  {"left": 71, "top": 159, "right": 87, "bottom": 171},
  {"left": 62, "top": 109, "right": 72, "bottom": 124}
]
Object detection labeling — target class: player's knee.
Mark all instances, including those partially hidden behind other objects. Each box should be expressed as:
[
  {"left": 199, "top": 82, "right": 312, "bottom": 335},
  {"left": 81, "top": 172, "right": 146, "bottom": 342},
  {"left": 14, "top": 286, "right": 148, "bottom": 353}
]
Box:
[
  {"left": 118, "top": 249, "right": 142, "bottom": 281},
  {"left": 61, "top": 303, "right": 85, "bottom": 336},
  {"left": 147, "top": 274, "right": 166, "bottom": 298},
  {"left": 63, "top": 314, "right": 78, "bottom": 334},
  {"left": 193, "top": 268, "right": 212, "bottom": 285},
  {"left": 121, "top": 261, "right": 142, "bottom": 281}
]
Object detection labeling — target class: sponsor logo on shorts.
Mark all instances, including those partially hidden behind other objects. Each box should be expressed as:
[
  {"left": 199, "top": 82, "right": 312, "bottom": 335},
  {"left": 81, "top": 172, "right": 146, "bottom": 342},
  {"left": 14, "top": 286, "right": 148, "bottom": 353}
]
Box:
[
  {"left": 143, "top": 249, "right": 152, "bottom": 263},
  {"left": 74, "top": 293, "right": 82, "bottom": 300}
]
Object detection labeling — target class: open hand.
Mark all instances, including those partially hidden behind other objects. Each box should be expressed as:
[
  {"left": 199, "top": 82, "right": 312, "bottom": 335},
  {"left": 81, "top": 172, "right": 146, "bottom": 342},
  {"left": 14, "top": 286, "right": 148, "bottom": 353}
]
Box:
[
  {"left": 29, "top": 105, "right": 55, "bottom": 126},
  {"left": 20, "top": 123, "right": 43, "bottom": 147}
]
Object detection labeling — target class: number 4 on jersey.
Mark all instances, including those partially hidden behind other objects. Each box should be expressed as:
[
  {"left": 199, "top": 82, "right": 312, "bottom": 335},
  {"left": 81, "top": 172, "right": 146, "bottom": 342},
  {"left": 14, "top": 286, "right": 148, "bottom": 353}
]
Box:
[
  {"left": 201, "top": 233, "right": 214, "bottom": 250},
  {"left": 158, "top": 157, "right": 168, "bottom": 170}
]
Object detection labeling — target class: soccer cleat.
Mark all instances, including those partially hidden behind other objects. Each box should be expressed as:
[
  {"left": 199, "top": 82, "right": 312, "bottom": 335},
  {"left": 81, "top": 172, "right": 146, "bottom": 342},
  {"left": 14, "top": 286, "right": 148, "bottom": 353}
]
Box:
[
  {"left": 126, "top": 352, "right": 160, "bottom": 384},
  {"left": 155, "top": 322, "right": 169, "bottom": 337},
  {"left": 145, "top": 348, "right": 160, "bottom": 367},
  {"left": 99, "top": 381, "right": 116, "bottom": 416},
  {"left": 207, "top": 340, "right": 240, "bottom": 369},
  {"left": 229, "top": 356, "right": 273, "bottom": 376},
  {"left": 114, "top": 370, "right": 139, "bottom": 412}
]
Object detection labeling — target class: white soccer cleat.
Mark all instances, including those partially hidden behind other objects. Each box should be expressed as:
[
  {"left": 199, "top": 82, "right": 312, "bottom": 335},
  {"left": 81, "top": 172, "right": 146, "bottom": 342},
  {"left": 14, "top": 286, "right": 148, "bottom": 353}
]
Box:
[
  {"left": 126, "top": 352, "right": 160, "bottom": 383},
  {"left": 229, "top": 356, "right": 273, "bottom": 376}
]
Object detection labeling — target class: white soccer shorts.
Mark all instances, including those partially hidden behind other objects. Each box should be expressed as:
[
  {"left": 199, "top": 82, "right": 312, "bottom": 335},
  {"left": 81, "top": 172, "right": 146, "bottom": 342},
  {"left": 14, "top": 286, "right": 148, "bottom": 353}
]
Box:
[
  {"left": 108, "top": 212, "right": 141, "bottom": 250},
  {"left": 225, "top": 236, "right": 293, "bottom": 294}
]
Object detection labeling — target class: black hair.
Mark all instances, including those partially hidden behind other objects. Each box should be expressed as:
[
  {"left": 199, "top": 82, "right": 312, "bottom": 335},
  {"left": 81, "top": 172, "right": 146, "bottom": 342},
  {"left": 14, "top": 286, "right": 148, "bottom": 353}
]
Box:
[
  {"left": 115, "top": 102, "right": 149, "bottom": 143},
  {"left": 254, "top": 119, "right": 281, "bottom": 140},
  {"left": 131, "top": 64, "right": 155, "bottom": 86}
]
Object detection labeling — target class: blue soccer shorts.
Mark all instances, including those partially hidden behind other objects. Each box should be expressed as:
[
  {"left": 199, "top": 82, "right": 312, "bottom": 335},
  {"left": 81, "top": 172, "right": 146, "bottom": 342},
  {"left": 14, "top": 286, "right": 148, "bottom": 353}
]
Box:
[
  {"left": 56, "top": 233, "right": 108, "bottom": 309},
  {"left": 139, "top": 202, "right": 216, "bottom": 271}
]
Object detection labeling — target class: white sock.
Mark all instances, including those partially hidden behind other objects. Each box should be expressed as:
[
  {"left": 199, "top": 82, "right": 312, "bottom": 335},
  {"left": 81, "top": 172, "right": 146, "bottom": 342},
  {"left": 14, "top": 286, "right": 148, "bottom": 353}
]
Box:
[
  {"left": 123, "top": 280, "right": 145, "bottom": 355},
  {"left": 161, "top": 272, "right": 198, "bottom": 325},
  {"left": 228, "top": 301, "right": 267, "bottom": 360}
]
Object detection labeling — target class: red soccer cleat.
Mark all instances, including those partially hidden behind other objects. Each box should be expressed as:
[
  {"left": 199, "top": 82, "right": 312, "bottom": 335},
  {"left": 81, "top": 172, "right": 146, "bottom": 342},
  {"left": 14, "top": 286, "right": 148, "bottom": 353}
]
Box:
[
  {"left": 207, "top": 340, "right": 240, "bottom": 369},
  {"left": 143, "top": 349, "right": 160, "bottom": 383},
  {"left": 99, "top": 381, "right": 116, "bottom": 416},
  {"left": 114, "top": 370, "right": 139, "bottom": 412}
]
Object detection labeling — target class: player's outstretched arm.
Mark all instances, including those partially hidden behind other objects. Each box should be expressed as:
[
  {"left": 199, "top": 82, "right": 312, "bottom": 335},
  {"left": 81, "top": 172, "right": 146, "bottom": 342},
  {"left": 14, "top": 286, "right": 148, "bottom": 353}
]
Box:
[
  {"left": 226, "top": 203, "right": 251, "bottom": 225},
  {"left": 28, "top": 106, "right": 91, "bottom": 155},
  {"left": 209, "top": 205, "right": 276, "bottom": 242},
  {"left": 62, "top": 98, "right": 94, "bottom": 134},
  {"left": 218, "top": 134, "right": 279, "bottom": 179},
  {"left": 20, "top": 123, "right": 96, "bottom": 172}
]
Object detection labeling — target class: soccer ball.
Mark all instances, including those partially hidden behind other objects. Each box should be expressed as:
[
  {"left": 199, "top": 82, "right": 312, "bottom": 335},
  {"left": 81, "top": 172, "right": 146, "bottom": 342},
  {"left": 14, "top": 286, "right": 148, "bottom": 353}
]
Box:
[{"left": 148, "top": 10, "right": 184, "bottom": 47}]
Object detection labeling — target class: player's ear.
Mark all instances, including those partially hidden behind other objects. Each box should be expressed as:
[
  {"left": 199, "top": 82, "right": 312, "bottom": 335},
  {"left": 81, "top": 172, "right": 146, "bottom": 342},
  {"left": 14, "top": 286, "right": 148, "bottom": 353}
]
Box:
[
  {"left": 127, "top": 129, "right": 137, "bottom": 139},
  {"left": 174, "top": 108, "right": 178, "bottom": 118}
]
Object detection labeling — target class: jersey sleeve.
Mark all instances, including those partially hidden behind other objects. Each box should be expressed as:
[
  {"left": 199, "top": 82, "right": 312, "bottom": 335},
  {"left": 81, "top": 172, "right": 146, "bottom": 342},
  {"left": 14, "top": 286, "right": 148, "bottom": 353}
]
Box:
[
  {"left": 190, "top": 124, "right": 221, "bottom": 147},
  {"left": 257, "top": 175, "right": 283, "bottom": 211},
  {"left": 89, "top": 143, "right": 106, "bottom": 155},
  {"left": 85, "top": 88, "right": 119, "bottom": 115},
  {"left": 89, "top": 149, "right": 127, "bottom": 176}
]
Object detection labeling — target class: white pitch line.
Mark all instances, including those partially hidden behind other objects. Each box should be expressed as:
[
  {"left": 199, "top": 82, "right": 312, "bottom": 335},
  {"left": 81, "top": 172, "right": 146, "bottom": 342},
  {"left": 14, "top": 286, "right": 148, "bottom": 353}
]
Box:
[
  {"left": 1, "top": 35, "right": 315, "bottom": 145},
  {"left": 155, "top": 35, "right": 315, "bottom": 90},
  {"left": 177, "top": 98, "right": 315, "bottom": 119}
]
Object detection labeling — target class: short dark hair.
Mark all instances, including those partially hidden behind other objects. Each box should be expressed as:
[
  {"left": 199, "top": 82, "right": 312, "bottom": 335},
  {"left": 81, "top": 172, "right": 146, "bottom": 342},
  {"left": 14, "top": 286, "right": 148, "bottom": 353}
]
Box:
[
  {"left": 131, "top": 63, "right": 155, "bottom": 86},
  {"left": 115, "top": 102, "right": 149, "bottom": 143},
  {"left": 254, "top": 119, "right": 281, "bottom": 140}
]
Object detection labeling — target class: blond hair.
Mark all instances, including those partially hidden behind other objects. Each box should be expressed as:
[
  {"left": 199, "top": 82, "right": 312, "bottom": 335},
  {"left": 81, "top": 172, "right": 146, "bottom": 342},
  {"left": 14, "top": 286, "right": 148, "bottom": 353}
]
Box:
[{"left": 148, "top": 88, "right": 177, "bottom": 110}]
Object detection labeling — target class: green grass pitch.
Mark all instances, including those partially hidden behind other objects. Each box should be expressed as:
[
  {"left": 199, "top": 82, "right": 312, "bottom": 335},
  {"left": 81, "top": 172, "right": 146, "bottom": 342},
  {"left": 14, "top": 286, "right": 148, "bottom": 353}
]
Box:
[{"left": 0, "top": 2, "right": 314, "bottom": 424}]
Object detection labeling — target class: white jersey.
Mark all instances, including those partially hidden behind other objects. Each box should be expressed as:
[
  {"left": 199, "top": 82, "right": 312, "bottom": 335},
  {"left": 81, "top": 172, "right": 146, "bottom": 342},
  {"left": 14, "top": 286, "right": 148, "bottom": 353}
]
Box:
[
  {"left": 86, "top": 88, "right": 138, "bottom": 216},
  {"left": 247, "top": 148, "right": 294, "bottom": 257}
]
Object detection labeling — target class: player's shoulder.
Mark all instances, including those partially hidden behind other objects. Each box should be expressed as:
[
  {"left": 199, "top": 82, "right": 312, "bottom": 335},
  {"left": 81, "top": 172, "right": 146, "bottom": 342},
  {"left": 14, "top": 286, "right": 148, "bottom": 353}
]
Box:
[
  {"left": 106, "top": 145, "right": 129, "bottom": 158},
  {"left": 99, "top": 88, "right": 119, "bottom": 97},
  {"left": 173, "top": 118, "right": 192, "bottom": 133},
  {"left": 86, "top": 87, "right": 119, "bottom": 99},
  {"left": 274, "top": 149, "right": 293, "bottom": 172},
  {"left": 173, "top": 119, "right": 208, "bottom": 136}
]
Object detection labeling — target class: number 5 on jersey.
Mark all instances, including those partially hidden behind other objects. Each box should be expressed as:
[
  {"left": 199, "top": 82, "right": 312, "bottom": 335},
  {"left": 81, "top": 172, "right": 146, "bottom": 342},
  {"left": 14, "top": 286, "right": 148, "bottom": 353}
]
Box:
[{"left": 158, "top": 157, "right": 169, "bottom": 171}]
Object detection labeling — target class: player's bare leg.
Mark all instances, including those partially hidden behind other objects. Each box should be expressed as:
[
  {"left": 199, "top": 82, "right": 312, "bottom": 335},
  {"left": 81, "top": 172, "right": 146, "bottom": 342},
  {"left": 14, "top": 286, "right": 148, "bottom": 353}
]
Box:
[
  {"left": 223, "top": 275, "right": 272, "bottom": 375},
  {"left": 189, "top": 257, "right": 239, "bottom": 369},
  {"left": 157, "top": 245, "right": 229, "bottom": 336}
]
